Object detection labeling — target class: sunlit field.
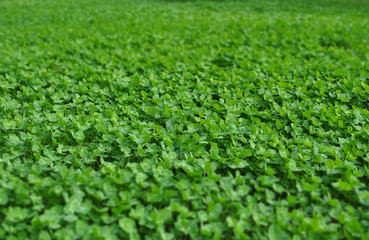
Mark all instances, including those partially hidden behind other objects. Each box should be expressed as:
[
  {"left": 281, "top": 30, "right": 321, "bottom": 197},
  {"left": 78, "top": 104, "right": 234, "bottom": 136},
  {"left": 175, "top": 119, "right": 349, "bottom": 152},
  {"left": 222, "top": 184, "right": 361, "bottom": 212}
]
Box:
[{"left": 1, "top": 0, "right": 369, "bottom": 239}]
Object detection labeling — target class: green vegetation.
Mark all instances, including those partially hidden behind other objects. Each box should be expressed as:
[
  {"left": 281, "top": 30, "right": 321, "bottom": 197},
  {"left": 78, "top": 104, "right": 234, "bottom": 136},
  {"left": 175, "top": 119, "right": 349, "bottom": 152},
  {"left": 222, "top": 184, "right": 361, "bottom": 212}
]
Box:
[{"left": 1, "top": 0, "right": 369, "bottom": 239}]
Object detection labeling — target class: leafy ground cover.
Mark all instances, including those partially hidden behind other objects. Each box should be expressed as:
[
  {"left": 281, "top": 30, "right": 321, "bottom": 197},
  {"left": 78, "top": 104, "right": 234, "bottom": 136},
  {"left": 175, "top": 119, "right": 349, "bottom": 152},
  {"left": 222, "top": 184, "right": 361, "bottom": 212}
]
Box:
[{"left": 1, "top": 0, "right": 369, "bottom": 239}]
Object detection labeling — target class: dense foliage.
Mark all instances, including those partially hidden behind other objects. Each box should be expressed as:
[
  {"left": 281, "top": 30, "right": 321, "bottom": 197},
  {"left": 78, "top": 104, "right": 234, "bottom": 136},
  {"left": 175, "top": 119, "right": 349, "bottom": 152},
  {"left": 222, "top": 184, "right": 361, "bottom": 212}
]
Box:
[{"left": 1, "top": 0, "right": 369, "bottom": 239}]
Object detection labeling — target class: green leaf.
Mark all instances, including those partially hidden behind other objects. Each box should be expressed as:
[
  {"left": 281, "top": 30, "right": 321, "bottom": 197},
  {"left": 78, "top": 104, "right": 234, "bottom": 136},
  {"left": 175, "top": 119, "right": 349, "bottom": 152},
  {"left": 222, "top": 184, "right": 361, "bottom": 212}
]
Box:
[
  {"left": 333, "top": 179, "right": 352, "bottom": 191},
  {"left": 2, "top": 119, "right": 17, "bottom": 130},
  {"left": 325, "top": 159, "right": 335, "bottom": 170},
  {"left": 0, "top": 189, "right": 8, "bottom": 205},
  {"left": 152, "top": 208, "right": 172, "bottom": 225},
  {"left": 204, "top": 162, "right": 214, "bottom": 176},
  {"left": 73, "top": 130, "right": 85, "bottom": 143},
  {"left": 268, "top": 224, "right": 289, "bottom": 240},
  {"left": 39, "top": 231, "right": 51, "bottom": 240},
  {"left": 59, "top": 165, "right": 69, "bottom": 179},
  {"left": 119, "top": 218, "right": 137, "bottom": 234},
  {"left": 243, "top": 149, "right": 253, "bottom": 158},
  {"left": 279, "top": 148, "right": 288, "bottom": 159},
  {"left": 165, "top": 119, "right": 174, "bottom": 131},
  {"left": 6, "top": 207, "right": 28, "bottom": 222}
]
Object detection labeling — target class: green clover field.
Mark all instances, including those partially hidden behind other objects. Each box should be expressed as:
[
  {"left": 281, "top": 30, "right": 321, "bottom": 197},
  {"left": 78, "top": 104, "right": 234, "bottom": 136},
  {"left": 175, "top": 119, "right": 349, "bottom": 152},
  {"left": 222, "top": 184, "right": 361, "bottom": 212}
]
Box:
[{"left": 1, "top": 0, "right": 369, "bottom": 239}]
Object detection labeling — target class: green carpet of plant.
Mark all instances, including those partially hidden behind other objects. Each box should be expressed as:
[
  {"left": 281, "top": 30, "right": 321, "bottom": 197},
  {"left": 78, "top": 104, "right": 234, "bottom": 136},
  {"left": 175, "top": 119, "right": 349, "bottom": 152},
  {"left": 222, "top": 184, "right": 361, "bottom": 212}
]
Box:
[{"left": 1, "top": 0, "right": 369, "bottom": 239}]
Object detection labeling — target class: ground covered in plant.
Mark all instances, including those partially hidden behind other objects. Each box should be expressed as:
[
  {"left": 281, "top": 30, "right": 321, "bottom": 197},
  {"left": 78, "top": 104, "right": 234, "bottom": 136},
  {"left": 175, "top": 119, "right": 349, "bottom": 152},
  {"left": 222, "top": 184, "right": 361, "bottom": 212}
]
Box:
[{"left": 1, "top": 0, "right": 369, "bottom": 239}]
